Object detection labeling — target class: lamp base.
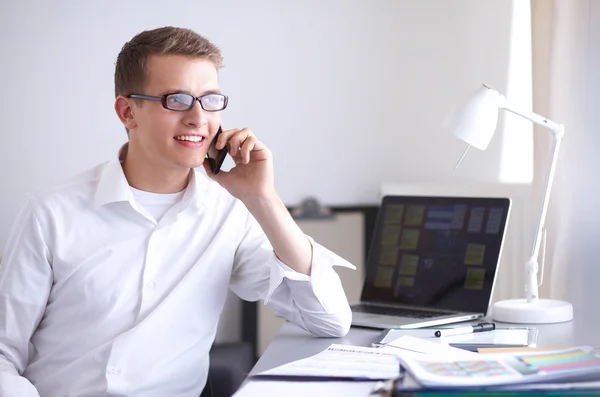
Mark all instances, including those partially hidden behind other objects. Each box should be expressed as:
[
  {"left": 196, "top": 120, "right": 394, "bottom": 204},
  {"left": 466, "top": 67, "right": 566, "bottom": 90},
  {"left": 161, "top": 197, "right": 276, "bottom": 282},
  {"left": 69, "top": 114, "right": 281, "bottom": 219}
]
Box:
[{"left": 492, "top": 298, "right": 573, "bottom": 324}]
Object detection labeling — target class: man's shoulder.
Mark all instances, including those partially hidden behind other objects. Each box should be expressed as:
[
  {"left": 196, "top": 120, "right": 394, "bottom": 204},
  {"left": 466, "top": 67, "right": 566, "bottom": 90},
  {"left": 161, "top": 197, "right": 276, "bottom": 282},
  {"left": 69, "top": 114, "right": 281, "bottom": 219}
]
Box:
[{"left": 29, "top": 162, "right": 109, "bottom": 210}]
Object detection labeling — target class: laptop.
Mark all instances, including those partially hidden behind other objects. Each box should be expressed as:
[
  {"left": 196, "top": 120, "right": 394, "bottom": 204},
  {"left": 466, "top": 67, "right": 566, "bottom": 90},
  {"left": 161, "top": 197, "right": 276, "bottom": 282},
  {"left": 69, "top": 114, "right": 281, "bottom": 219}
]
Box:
[{"left": 351, "top": 195, "right": 511, "bottom": 329}]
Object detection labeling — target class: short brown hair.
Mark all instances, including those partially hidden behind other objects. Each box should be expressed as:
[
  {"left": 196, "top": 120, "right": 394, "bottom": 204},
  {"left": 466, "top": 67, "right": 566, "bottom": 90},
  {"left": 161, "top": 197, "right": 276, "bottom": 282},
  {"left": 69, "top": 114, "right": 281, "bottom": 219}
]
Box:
[{"left": 114, "top": 26, "right": 223, "bottom": 98}]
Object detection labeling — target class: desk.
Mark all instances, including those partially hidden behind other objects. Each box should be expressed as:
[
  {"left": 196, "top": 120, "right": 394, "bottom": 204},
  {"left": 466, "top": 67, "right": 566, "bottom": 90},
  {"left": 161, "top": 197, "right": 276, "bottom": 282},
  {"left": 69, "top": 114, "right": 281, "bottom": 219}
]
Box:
[{"left": 237, "top": 315, "right": 600, "bottom": 396}]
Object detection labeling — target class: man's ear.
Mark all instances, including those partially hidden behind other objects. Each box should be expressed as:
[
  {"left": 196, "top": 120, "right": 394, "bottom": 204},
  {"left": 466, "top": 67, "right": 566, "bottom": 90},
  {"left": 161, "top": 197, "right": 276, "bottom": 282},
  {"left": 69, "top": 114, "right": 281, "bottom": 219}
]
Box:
[{"left": 114, "top": 96, "right": 137, "bottom": 130}]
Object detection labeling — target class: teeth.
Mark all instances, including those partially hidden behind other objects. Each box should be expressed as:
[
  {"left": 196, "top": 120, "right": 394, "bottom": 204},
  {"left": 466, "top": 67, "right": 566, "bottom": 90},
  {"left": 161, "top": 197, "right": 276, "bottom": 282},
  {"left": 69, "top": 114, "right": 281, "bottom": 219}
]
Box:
[{"left": 176, "top": 136, "right": 203, "bottom": 142}]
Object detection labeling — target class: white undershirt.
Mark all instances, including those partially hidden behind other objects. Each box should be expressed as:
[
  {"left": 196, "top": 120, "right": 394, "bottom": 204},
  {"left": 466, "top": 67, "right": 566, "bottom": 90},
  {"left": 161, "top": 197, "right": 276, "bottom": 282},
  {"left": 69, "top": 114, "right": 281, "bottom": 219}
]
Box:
[{"left": 130, "top": 186, "right": 185, "bottom": 222}]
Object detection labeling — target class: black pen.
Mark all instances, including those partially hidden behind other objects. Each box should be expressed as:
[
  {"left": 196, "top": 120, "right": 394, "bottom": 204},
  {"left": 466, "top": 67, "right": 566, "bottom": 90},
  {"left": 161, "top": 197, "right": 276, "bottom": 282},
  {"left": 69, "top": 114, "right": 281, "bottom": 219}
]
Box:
[{"left": 434, "top": 322, "right": 495, "bottom": 338}]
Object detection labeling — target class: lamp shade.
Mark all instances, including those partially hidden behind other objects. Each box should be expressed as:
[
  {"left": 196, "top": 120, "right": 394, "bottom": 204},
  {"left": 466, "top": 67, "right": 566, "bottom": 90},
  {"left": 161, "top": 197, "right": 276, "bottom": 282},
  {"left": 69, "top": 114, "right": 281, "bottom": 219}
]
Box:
[{"left": 443, "top": 85, "right": 503, "bottom": 151}]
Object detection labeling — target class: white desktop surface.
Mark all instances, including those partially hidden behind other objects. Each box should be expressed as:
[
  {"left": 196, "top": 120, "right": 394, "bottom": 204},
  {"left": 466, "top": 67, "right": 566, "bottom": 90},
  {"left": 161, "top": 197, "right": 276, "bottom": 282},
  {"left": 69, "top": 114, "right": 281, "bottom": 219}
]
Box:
[{"left": 236, "top": 314, "right": 600, "bottom": 396}]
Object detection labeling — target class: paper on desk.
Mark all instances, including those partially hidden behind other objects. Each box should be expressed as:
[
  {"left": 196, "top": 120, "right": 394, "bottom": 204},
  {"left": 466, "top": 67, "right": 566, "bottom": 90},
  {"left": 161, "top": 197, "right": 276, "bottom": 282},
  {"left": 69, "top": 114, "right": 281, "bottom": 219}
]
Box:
[
  {"left": 378, "top": 335, "right": 479, "bottom": 358},
  {"left": 253, "top": 344, "right": 400, "bottom": 380},
  {"left": 233, "top": 380, "right": 375, "bottom": 397}
]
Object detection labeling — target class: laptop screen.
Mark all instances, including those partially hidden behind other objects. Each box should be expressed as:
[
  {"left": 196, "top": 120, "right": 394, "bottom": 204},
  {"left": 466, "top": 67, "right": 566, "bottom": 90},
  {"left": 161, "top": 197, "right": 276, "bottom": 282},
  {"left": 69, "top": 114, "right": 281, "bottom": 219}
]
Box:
[{"left": 361, "top": 195, "right": 511, "bottom": 314}]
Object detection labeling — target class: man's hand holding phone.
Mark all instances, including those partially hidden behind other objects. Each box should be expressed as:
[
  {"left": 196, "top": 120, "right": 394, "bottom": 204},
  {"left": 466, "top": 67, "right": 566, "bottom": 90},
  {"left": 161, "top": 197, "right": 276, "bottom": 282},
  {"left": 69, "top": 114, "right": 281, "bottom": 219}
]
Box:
[
  {"left": 203, "top": 126, "right": 275, "bottom": 203},
  {"left": 205, "top": 126, "right": 313, "bottom": 275}
]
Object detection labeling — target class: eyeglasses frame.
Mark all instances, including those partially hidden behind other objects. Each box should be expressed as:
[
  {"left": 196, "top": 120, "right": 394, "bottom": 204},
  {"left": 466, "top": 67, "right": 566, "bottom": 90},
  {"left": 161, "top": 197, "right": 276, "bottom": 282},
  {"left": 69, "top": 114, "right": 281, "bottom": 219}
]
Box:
[{"left": 127, "top": 92, "right": 229, "bottom": 112}]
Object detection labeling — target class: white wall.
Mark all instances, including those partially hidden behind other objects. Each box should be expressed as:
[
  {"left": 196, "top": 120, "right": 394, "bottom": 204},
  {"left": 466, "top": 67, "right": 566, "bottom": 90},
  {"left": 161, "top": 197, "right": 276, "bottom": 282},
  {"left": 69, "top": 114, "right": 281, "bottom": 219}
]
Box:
[{"left": 0, "top": 0, "right": 527, "bottom": 248}]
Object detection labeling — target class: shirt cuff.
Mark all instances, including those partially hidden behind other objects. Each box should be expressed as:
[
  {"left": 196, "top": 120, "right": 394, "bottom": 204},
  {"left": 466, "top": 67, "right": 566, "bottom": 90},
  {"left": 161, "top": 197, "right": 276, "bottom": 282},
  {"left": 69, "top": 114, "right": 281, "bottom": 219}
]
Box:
[{"left": 263, "top": 236, "right": 355, "bottom": 304}]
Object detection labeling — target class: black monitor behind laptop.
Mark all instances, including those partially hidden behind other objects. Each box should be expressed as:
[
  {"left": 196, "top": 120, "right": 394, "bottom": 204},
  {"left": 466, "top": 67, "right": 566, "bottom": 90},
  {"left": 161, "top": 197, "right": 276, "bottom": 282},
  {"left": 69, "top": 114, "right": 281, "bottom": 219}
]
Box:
[{"left": 361, "top": 195, "right": 511, "bottom": 314}]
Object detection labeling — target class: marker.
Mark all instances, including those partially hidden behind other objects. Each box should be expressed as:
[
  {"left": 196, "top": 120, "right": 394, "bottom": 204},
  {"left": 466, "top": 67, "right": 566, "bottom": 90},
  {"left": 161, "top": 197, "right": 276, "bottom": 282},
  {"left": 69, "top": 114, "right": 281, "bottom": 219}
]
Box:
[{"left": 434, "top": 322, "right": 495, "bottom": 338}]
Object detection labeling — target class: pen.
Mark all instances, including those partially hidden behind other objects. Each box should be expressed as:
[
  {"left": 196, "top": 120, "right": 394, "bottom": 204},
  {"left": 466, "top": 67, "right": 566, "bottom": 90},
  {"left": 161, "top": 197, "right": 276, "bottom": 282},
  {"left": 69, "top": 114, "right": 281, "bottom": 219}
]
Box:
[{"left": 434, "top": 322, "right": 495, "bottom": 338}]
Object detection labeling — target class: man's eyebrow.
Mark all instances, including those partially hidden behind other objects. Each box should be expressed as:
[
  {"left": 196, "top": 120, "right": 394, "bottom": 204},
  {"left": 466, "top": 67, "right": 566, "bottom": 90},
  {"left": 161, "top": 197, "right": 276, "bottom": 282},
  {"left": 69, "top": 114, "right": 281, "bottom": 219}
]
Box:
[
  {"left": 161, "top": 89, "right": 223, "bottom": 96},
  {"left": 200, "top": 89, "right": 223, "bottom": 95}
]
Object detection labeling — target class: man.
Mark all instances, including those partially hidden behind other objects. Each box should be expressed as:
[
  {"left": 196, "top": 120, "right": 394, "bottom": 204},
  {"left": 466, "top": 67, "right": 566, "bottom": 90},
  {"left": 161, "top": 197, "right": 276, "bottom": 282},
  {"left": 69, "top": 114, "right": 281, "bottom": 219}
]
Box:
[{"left": 0, "top": 26, "right": 354, "bottom": 397}]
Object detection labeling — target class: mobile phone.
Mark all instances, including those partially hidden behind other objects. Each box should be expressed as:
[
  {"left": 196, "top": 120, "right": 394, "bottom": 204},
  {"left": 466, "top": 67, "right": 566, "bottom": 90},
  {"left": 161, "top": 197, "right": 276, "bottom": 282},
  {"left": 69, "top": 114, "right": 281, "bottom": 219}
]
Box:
[{"left": 206, "top": 125, "right": 228, "bottom": 174}]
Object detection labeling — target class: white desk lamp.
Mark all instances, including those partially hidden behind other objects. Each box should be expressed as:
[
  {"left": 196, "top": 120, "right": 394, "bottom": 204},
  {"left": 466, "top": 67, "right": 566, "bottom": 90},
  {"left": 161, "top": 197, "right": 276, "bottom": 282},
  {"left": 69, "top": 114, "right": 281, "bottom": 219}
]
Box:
[{"left": 444, "top": 84, "right": 573, "bottom": 324}]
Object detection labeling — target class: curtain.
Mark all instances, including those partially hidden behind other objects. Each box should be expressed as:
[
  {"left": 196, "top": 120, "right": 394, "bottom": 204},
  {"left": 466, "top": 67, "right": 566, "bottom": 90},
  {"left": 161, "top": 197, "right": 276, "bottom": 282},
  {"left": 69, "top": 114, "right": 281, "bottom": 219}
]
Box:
[{"left": 532, "top": 0, "right": 599, "bottom": 316}]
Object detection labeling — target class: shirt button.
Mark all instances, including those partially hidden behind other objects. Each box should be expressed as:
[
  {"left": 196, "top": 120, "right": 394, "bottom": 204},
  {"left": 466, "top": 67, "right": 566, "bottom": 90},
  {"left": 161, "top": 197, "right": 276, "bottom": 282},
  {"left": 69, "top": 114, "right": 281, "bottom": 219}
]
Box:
[
  {"left": 108, "top": 367, "right": 120, "bottom": 375},
  {"left": 147, "top": 281, "right": 156, "bottom": 289}
]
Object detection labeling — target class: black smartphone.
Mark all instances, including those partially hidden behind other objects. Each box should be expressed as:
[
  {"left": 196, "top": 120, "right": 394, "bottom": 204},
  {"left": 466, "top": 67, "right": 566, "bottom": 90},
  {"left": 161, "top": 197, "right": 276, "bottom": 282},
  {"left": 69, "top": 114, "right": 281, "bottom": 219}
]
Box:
[{"left": 206, "top": 125, "right": 228, "bottom": 174}]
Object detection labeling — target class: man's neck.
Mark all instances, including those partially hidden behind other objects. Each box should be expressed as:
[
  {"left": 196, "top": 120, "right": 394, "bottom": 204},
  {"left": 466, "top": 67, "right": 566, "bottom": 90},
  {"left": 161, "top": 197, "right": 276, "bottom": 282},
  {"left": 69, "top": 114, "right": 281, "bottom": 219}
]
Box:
[{"left": 121, "top": 148, "right": 190, "bottom": 194}]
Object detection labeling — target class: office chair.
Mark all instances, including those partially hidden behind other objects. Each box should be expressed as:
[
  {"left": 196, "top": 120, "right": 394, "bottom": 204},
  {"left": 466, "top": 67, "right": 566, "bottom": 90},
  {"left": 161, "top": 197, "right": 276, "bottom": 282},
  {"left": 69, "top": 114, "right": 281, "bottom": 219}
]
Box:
[
  {"left": 200, "top": 377, "right": 213, "bottom": 397},
  {"left": 200, "top": 341, "right": 255, "bottom": 397}
]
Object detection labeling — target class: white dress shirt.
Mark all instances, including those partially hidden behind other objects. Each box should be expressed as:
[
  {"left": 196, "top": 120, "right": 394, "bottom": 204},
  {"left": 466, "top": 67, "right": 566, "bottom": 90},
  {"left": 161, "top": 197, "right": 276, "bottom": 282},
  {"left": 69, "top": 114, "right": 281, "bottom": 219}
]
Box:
[{"left": 0, "top": 153, "right": 354, "bottom": 397}]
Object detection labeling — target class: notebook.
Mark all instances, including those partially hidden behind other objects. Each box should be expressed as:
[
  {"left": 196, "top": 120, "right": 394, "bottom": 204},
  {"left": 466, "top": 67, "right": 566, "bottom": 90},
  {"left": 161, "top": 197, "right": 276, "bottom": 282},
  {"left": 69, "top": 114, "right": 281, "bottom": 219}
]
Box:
[
  {"left": 372, "top": 327, "right": 539, "bottom": 351},
  {"left": 351, "top": 195, "right": 511, "bottom": 329}
]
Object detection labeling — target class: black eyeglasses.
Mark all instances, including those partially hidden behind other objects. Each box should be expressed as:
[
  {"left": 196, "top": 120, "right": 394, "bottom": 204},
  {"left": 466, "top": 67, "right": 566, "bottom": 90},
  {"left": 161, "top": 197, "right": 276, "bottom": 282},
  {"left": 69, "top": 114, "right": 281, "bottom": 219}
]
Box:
[{"left": 127, "top": 92, "right": 228, "bottom": 112}]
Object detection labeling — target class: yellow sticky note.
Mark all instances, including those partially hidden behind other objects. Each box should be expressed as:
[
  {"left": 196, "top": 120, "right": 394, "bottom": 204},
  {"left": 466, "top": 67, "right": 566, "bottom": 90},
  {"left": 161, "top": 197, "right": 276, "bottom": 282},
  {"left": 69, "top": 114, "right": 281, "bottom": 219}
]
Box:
[
  {"left": 381, "top": 225, "right": 402, "bottom": 245},
  {"left": 396, "top": 277, "right": 416, "bottom": 292},
  {"left": 398, "top": 254, "right": 419, "bottom": 276},
  {"left": 465, "top": 243, "right": 486, "bottom": 265},
  {"left": 399, "top": 229, "right": 420, "bottom": 250},
  {"left": 405, "top": 205, "right": 425, "bottom": 226},
  {"left": 379, "top": 245, "right": 399, "bottom": 265},
  {"left": 374, "top": 266, "right": 395, "bottom": 288},
  {"left": 464, "top": 268, "right": 486, "bottom": 289},
  {"left": 384, "top": 205, "right": 404, "bottom": 224}
]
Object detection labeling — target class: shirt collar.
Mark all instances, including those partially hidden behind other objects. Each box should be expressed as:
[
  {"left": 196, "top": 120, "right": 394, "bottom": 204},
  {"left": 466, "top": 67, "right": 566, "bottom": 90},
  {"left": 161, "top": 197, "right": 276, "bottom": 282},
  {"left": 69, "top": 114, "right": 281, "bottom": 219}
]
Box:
[{"left": 94, "top": 143, "right": 210, "bottom": 211}]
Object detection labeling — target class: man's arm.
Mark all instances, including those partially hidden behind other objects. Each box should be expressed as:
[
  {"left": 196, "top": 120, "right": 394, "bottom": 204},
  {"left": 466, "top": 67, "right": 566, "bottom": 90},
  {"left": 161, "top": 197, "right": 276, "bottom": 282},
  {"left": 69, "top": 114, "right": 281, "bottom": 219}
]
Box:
[
  {"left": 243, "top": 192, "right": 312, "bottom": 275},
  {"left": 242, "top": 192, "right": 357, "bottom": 335},
  {"left": 0, "top": 198, "right": 52, "bottom": 397},
  {"left": 229, "top": 204, "right": 355, "bottom": 338},
  {"left": 204, "top": 127, "right": 355, "bottom": 337}
]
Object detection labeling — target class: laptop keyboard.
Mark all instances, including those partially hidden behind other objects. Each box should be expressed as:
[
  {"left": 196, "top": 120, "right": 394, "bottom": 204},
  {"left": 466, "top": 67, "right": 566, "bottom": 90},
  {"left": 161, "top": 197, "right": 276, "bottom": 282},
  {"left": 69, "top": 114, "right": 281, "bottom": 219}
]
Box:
[{"left": 352, "top": 304, "right": 450, "bottom": 319}]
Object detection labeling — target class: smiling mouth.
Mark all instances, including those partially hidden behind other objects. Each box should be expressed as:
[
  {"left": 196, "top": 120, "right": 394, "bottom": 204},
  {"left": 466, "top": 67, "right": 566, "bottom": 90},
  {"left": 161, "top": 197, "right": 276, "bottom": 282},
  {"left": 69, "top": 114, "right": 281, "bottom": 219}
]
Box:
[{"left": 175, "top": 136, "right": 204, "bottom": 142}]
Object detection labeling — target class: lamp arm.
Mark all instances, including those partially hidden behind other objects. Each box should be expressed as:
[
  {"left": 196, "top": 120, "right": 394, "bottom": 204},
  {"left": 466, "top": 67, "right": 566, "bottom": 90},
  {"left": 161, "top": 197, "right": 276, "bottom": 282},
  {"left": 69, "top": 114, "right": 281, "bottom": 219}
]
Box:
[
  {"left": 529, "top": 125, "right": 563, "bottom": 258},
  {"left": 502, "top": 100, "right": 565, "bottom": 302},
  {"left": 501, "top": 98, "right": 564, "bottom": 136}
]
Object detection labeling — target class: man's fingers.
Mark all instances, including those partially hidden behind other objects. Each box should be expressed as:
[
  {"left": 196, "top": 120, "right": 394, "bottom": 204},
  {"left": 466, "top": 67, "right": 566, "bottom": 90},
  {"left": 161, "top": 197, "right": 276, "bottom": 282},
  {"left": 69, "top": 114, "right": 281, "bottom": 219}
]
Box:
[
  {"left": 215, "top": 128, "right": 241, "bottom": 150},
  {"left": 227, "top": 128, "right": 253, "bottom": 156},
  {"left": 240, "top": 136, "right": 258, "bottom": 164},
  {"left": 216, "top": 127, "right": 265, "bottom": 162}
]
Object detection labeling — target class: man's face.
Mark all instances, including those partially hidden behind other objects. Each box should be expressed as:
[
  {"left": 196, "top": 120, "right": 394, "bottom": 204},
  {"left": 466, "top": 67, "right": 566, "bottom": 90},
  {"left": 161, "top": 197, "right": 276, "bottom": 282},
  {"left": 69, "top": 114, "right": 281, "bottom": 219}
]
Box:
[{"left": 127, "top": 54, "right": 222, "bottom": 171}]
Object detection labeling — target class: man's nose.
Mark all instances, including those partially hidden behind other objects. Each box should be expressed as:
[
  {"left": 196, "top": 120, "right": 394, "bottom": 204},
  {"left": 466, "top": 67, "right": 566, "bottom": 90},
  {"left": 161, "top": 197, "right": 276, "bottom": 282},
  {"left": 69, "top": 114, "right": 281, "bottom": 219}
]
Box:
[{"left": 183, "top": 100, "right": 207, "bottom": 128}]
